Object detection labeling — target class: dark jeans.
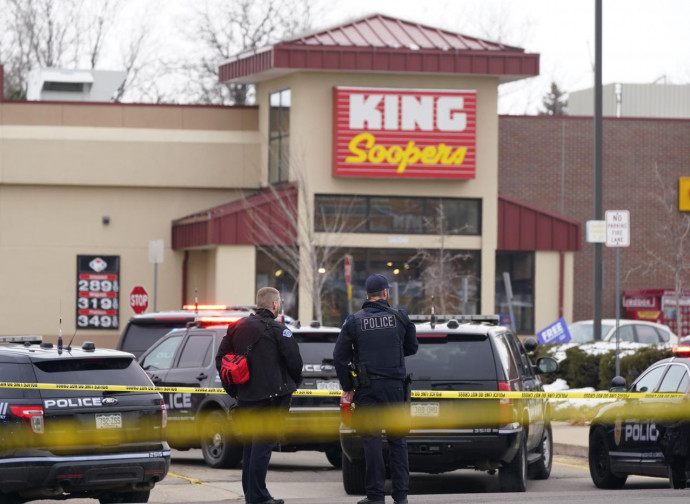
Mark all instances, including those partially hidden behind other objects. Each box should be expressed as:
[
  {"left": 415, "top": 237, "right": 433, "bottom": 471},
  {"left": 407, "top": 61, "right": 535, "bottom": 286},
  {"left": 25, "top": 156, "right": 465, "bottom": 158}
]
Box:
[
  {"left": 237, "top": 394, "right": 291, "bottom": 503},
  {"left": 354, "top": 379, "right": 409, "bottom": 503}
]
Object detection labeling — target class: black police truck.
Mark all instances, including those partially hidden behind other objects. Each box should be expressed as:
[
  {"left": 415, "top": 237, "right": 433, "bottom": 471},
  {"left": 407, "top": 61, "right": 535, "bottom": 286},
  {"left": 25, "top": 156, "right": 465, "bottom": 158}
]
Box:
[
  {"left": 0, "top": 336, "right": 170, "bottom": 504},
  {"left": 339, "top": 315, "right": 559, "bottom": 494}
]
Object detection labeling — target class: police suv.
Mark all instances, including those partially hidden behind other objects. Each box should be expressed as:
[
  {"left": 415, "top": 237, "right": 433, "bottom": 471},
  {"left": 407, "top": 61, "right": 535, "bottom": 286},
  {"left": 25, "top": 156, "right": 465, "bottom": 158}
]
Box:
[
  {"left": 588, "top": 345, "right": 690, "bottom": 489},
  {"left": 339, "top": 315, "right": 559, "bottom": 494},
  {"left": 137, "top": 320, "right": 343, "bottom": 468},
  {"left": 0, "top": 336, "right": 170, "bottom": 504}
]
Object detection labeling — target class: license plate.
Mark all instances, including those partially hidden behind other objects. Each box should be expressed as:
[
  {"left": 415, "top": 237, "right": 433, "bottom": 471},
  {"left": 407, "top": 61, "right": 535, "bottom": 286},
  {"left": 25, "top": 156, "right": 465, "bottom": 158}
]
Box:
[
  {"left": 411, "top": 403, "right": 440, "bottom": 417},
  {"left": 316, "top": 380, "right": 341, "bottom": 390},
  {"left": 96, "top": 413, "right": 122, "bottom": 429}
]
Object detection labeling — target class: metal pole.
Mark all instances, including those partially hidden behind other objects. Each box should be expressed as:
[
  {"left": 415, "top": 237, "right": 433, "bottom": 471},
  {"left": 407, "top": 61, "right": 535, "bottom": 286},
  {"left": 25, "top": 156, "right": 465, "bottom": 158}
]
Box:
[
  {"left": 154, "top": 263, "right": 158, "bottom": 312},
  {"left": 593, "top": 0, "right": 604, "bottom": 341},
  {"left": 615, "top": 248, "right": 620, "bottom": 377}
]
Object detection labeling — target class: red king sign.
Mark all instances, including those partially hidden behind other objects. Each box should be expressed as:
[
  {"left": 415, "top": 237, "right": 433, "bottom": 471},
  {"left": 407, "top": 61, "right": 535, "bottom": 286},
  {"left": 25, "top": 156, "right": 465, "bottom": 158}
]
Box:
[{"left": 333, "top": 87, "right": 476, "bottom": 179}]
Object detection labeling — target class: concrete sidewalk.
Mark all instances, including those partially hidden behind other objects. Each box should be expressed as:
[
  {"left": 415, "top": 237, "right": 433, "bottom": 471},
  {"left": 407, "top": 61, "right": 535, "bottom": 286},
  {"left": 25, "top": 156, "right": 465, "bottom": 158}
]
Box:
[{"left": 552, "top": 421, "right": 589, "bottom": 458}]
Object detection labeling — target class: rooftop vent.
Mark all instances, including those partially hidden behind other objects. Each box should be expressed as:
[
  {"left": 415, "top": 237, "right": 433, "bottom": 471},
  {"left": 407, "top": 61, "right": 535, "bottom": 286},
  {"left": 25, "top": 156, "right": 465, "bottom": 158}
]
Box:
[{"left": 27, "top": 68, "right": 126, "bottom": 102}]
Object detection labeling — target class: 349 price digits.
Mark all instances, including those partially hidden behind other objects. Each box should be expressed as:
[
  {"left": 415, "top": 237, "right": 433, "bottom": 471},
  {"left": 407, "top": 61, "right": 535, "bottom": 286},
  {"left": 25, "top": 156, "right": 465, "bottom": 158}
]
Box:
[{"left": 77, "top": 315, "right": 118, "bottom": 328}]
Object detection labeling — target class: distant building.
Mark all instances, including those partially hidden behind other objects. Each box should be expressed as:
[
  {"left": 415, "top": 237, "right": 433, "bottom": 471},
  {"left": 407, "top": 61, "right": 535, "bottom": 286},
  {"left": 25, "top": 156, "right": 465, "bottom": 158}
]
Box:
[{"left": 568, "top": 82, "right": 690, "bottom": 119}]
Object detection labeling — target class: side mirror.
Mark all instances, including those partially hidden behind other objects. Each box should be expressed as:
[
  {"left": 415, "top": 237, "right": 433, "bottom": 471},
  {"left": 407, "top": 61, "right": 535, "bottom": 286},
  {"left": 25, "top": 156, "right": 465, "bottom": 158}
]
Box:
[
  {"left": 523, "top": 337, "right": 538, "bottom": 353},
  {"left": 609, "top": 375, "right": 627, "bottom": 392},
  {"left": 536, "top": 356, "right": 559, "bottom": 374}
]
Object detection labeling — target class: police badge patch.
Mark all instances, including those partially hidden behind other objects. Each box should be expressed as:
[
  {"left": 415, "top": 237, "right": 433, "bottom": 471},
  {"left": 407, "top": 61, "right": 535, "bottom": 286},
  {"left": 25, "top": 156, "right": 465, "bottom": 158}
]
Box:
[{"left": 283, "top": 328, "right": 293, "bottom": 338}]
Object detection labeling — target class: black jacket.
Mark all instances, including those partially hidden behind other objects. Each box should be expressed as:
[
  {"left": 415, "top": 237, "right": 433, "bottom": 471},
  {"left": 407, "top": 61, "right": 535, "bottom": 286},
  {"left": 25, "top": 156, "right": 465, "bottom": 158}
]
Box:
[
  {"left": 215, "top": 309, "right": 303, "bottom": 402},
  {"left": 333, "top": 299, "right": 418, "bottom": 392}
]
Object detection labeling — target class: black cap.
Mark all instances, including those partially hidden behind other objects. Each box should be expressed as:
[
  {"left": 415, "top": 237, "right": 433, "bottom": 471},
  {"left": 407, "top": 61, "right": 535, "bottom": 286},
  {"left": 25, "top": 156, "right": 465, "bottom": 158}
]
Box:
[{"left": 365, "top": 274, "right": 390, "bottom": 293}]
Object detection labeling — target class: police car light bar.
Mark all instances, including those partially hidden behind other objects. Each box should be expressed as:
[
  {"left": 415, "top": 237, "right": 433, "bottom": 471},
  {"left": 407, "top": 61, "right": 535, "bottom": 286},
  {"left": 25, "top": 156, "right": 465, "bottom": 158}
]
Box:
[
  {"left": 183, "top": 304, "right": 229, "bottom": 311},
  {"left": 0, "top": 335, "right": 43, "bottom": 343},
  {"left": 408, "top": 314, "right": 500, "bottom": 325},
  {"left": 196, "top": 316, "right": 242, "bottom": 325},
  {"left": 673, "top": 346, "right": 690, "bottom": 356}
]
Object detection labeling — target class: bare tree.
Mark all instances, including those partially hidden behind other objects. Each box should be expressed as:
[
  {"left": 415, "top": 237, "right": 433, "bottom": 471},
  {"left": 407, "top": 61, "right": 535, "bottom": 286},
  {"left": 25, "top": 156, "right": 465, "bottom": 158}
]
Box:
[
  {"left": 176, "top": 0, "right": 313, "bottom": 105},
  {"left": 0, "top": 0, "right": 159, "bottom": 102},
  {"left": 407, "top": 201, "right": 475, "bottom": 314},
  {"left": 241, "top": 158, "right": 365, "bottom": 323},
  {"left": 626, "top": 163, "right": 690, "bottom": 333}
]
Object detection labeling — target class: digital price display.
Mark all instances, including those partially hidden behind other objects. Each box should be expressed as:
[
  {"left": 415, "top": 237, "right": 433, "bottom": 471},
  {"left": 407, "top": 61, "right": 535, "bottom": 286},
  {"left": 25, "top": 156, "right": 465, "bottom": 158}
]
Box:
[{"left": 76, "top": 255, "right": 120, "bottom": 330}]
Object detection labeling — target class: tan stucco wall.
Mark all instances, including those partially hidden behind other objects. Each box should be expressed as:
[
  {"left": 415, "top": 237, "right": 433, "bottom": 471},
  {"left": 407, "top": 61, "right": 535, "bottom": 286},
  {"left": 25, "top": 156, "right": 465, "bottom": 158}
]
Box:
[
  {"left": 534, "top": 251, "right": 575, "bottom": 334},
  {"left": 256, "top": 72, "right": 499, "bottom": 323},
  {"left": 211, "top": 246, "right": 256, "bottom": 306},
  {"left": 0, "top": 103, "right": 260, "bottom": 347}
]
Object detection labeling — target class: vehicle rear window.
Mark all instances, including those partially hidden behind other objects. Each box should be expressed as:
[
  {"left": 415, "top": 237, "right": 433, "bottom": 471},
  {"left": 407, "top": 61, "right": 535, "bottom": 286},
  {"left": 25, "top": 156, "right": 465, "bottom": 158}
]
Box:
[
  {"left": 119, "top": 322, "right": 187, "bottom": 356},
  {"left": 0, "top": 362, "right": 39, "bottom": 399},
  {"left": 408, "top": 334, "right": 496, "bottom": 381},
  {"left": 33, "top": 357, "right": 153, "bottom": 396},
  {"left": 294, "top": 332, "right": 339, "bottom": 364}
]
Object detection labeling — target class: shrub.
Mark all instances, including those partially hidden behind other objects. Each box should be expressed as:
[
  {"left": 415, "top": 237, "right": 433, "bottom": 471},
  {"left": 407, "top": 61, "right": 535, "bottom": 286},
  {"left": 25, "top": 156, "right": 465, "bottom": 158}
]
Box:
[
  {"left": 558, "top": 346, "right": 603, "bottom": 389},
  {"left": 598, "top": 346, "right": 674, "bottom": 390}
]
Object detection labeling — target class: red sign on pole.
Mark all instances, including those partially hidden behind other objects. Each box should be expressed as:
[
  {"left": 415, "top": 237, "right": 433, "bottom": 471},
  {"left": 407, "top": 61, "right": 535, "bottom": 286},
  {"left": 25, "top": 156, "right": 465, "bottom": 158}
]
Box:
[
  {"left": 344, "top": 255, "right": 353, "bottom": 285},
  {"left": 129, "top": 285, "right": 149, "bottom": 314}
]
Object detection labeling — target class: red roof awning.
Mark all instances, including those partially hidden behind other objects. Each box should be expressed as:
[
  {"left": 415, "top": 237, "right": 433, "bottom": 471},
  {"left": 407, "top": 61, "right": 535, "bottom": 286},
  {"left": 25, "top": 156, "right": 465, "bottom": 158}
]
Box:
[
  {"left": 219, "top": 14, "right": 539, "bottom": 84},
  {"left": 172, "top": 184, "right": 297, "bottom": 250},
  {"left": 498, "top": 194, "right": 581, "bottom": 251}
]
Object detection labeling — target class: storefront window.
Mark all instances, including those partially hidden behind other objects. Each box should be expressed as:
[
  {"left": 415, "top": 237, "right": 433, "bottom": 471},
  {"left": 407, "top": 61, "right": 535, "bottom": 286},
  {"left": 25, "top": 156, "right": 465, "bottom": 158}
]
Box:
[
  {"left": 269, "top": 89, "right": 290, "bottom": 184},
  {"left": 495, "top": 252, "right": 534, "bottom": 334},
  {"left": 255, "top": 249, "right": 298, "bottom": 318},
  {"left": 318, "top": 247, "right": 480, "bottom": 326},
  {"left": 314, "top": 195, "right": 481, "bottom": 235}
]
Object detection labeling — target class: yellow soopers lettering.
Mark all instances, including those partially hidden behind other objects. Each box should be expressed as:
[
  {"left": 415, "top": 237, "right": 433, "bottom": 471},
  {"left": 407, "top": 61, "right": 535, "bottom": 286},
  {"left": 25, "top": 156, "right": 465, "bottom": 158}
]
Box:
[{"left": 345, "top": 133, "right": 468, "bottom": 173}]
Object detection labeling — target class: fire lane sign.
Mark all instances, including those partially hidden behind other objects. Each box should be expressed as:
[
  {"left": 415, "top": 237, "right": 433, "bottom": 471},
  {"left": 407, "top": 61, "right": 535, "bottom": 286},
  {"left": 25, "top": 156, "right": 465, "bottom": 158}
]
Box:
[{"left": 605, "top": 210, "right": 630, "bottom": 247}]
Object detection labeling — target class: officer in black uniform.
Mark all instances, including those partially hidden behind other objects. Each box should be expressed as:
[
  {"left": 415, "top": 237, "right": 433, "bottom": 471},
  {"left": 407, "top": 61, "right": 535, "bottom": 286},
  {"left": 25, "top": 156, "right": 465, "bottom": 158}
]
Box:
[
  {"left": 333, "top": 274, "right": 418, "bottom": 504},
  {"left": 215, "top": 287, "right": 302, "bottom": 504}
]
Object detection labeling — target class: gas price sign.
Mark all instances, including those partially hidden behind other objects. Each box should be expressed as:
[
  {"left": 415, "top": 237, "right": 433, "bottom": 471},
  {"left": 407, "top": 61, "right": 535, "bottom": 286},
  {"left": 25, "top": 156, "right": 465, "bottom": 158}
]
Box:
[{"left": 76, "top": 255, "right": 120, "bottom": 330}]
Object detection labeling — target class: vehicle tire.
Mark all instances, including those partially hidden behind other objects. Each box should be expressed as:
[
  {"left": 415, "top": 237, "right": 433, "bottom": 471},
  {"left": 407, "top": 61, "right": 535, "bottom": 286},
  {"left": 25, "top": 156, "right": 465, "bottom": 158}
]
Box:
[
  {"left": 325, "top": 445, "right": 343, "bottom": 469},
  {"left": 499, "top": 433, "right": 527, "bottom": 492},
  {"left": 342, "top": 453, "right": 366, "bottom": 495},
  {"left": 588, "top": 427, "right": 627, "bottom": 489},
  {"left": 98, "top": 490, "right": 150, "bottom": 504},
  {"left": 529, "top": 422, "right": 553, "bottom": 480},
  {"left": 668, "top": 459, "right": 688, "bottom": 489},
  {"left": 200, "top": 410, "right": 243, "bottom": 469}
]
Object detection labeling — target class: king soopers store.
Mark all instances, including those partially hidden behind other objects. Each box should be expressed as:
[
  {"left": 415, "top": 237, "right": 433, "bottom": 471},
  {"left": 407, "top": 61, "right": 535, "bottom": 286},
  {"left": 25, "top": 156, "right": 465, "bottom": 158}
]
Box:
[{"left": 0, "top": 15, "right": 579, "bottom": 345}]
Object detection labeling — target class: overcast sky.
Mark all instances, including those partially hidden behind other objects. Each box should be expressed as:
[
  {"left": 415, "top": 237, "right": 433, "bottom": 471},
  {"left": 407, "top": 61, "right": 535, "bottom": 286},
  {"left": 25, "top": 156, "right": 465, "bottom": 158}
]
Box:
[
  {"left": 308, "top": 0, "right": 690, "bottom": 114},
  {"left": 134, "top": 0, "right": 690, "bottom": 114}
]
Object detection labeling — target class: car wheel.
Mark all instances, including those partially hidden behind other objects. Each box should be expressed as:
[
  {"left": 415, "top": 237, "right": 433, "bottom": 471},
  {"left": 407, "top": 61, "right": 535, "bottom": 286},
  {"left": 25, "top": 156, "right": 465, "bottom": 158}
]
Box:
[
  {"left": 98, "top": 490, "right": 150, "bottom": 504},
  {"left": 325, "top": 445, "right": 343, "bottom": 468},
  {"left": 200, "top": 410, "right": 243, "bottom": 469},
  {"left": 588, "top": 427, "right": 627, "bottom": 489},
  {"left": 499, "top": 433, "right": 527, "bottom": 492},
  {"left": 529, "top": 423, "right": 553, "bottom": 480},
  {"left": 342, "top": 453, "right": 366, "bottom": 495},
  {"left": 669, "top": 458, "right": 688, "bottom": 489}
]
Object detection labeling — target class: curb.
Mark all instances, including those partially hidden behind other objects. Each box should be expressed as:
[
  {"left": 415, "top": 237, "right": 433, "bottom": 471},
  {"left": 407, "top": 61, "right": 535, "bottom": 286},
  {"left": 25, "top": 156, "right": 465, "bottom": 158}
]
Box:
[{"left": 554, "top": 442, "right": 588, "bottom": 459}]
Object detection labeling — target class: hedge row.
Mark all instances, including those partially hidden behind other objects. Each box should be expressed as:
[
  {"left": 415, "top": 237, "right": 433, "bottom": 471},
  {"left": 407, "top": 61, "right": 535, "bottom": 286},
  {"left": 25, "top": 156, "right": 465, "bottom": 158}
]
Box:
[{"left": 534, "top": 344, "right": 674, "bottom": 390}]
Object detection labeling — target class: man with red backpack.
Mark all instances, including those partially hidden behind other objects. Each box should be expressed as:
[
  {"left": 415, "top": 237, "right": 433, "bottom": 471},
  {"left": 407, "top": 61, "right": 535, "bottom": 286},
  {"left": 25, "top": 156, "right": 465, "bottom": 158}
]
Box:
[{"left": 215, "top": 287, "right": 302, "bottom": 504}]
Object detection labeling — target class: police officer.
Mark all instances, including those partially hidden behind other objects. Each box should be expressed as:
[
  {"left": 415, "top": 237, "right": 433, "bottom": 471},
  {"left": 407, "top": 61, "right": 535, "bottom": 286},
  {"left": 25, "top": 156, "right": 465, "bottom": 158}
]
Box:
[
  {"left": 215, "top": 287, "right": 302, "bottom": 504},
  {"left": 333, "top": 274, "right": 418, "bottom": 504}
]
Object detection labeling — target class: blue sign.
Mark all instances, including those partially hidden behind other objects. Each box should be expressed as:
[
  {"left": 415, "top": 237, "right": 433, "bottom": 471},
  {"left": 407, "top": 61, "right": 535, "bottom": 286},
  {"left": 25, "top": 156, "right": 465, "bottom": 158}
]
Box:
[{"left": 537, "top": 317, "right": 571, "bottom": 344}]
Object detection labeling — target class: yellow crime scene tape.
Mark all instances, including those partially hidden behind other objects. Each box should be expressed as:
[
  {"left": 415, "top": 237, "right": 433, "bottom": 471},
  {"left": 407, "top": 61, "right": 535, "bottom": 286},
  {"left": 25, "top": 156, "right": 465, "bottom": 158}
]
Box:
[{"left": 0, "top": 381, "right": 684, "bottom": 400}]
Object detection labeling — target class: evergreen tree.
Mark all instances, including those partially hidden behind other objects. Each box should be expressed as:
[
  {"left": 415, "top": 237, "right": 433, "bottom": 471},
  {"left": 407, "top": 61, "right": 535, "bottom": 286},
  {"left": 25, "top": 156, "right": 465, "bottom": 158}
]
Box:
[{"left": 540, "top": 82, "right": 568, "bottom": 115}]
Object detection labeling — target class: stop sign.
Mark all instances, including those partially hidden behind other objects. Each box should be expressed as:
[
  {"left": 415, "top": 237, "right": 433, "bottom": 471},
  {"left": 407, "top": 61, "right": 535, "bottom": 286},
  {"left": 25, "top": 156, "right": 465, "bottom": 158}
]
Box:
[
  {"left": 344, "top": 255, "right": 353, "bottom": 285},
  {"left": 129, "top": 285, "right": 149, "bottom": 314}
]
